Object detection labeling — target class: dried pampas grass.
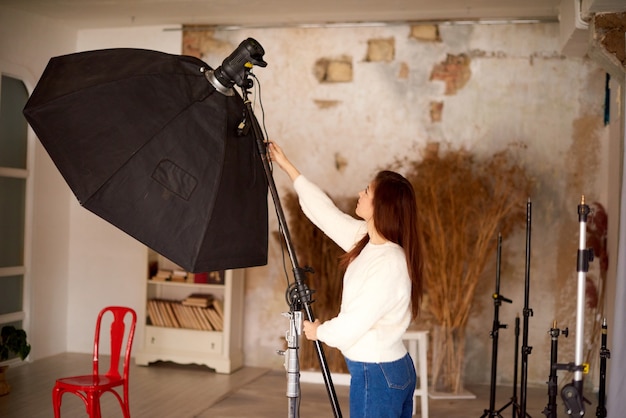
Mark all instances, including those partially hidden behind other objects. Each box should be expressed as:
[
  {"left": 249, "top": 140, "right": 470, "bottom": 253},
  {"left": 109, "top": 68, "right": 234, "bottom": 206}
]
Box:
[{"left": 404, "top": 143, "right": 532, "bottom": 393}]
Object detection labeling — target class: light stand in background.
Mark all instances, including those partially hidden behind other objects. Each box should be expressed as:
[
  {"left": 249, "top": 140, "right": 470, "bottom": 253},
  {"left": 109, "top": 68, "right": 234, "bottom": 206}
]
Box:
[
  {"left": 559, "top": 196, "right": 594, "bottom": 417},
  {"left": 519, "top": 199, "right": 534, "bottom": 418},
  {"left": 595, "top": 318, "right": 610, "bottom": 418},
  {"left": 540, "top": 197, "right": 596, "bottom": 417},
  {"left": 481, "top": 233, "right": 515, "bottom": 418},
  {"left": 542, "top": 321, "right": 569, "bottom": 418}
]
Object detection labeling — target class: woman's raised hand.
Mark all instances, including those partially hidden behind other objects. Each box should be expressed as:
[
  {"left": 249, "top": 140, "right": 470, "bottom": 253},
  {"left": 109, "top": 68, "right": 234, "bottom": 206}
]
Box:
[{"left": 268, "top": 141, "right": 301, "bottom": 181}]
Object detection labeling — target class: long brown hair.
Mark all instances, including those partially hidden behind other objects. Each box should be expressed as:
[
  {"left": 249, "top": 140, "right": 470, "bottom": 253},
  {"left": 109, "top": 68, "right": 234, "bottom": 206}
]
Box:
[{"left": 339, "top": 170, "right": 423, "bottom": 318}]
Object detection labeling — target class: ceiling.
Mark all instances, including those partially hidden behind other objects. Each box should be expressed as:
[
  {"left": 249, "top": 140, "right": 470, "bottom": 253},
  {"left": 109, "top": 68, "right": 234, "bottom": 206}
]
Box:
[{"left": 0, "top": 0, "right": 565, "bottom": 30}]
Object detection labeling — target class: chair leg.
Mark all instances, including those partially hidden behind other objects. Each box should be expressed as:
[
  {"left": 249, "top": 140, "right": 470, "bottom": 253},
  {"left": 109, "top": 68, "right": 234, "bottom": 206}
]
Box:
[
  {"left": 87, "top": 392, "right": 102, "bottom": 418},
  {"left": 123, "top": 385, "right": 131, "bottom": 418},
  {"left": 52, "top": 386, "right": 62, "bottom": 418},
  {"left": 123, "top": 402, "right": 131, "bottom": 418}
]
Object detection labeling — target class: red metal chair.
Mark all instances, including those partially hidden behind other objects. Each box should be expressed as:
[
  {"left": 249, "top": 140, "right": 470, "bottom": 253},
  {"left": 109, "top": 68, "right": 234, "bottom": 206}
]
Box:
[{"left": 52, "top": 306, "right": 137, "bottom": 417}]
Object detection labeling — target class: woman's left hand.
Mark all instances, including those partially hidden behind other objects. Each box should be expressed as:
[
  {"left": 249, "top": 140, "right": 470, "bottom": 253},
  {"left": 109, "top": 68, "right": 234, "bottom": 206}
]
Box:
[{"left": 303, "top": 319, "right": 321, "bottom": 341}]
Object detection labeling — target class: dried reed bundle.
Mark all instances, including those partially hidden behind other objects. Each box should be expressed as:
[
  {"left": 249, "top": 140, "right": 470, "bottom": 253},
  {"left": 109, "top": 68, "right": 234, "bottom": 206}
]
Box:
[{"left": 404, "top": 143, "right": 531, "bottom": 393}]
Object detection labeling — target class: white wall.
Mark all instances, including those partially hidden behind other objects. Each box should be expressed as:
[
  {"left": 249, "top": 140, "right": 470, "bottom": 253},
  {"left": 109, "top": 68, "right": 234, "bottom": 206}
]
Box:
[
  {"left": 0, "top": 9, "right": 183, "bottom": 358},
  {"left": 0, "top": 6, "right": 77, "bottom": 360}
]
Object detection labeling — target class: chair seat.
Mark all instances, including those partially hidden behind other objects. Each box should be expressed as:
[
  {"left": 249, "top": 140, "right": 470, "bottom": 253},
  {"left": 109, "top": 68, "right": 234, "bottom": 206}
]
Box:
[{"left": 56, "top": 375, "right": 123, "bottom": 391}]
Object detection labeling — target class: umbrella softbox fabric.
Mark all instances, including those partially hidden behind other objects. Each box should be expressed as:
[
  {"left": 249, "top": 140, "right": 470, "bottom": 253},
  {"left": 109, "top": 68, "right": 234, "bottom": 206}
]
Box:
[{"left": 24, "top": 48, "right": 268, "bottom": 272}]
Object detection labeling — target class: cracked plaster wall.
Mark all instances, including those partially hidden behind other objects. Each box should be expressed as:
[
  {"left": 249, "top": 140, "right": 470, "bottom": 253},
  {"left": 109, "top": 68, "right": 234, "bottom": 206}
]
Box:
[{"left": 184, "top": 22, "right": 610, "bottom": 387}]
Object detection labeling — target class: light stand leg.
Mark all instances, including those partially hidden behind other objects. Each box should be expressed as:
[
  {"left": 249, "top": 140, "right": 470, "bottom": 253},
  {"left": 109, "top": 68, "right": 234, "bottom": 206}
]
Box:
[{"left": 242, "top": 96, "right": 343, "bottom": 418}]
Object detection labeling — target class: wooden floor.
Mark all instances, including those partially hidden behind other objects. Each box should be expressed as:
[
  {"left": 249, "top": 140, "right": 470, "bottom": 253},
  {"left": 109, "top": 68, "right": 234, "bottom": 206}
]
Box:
[{"left": 0, "top": 353, "right": 594, "bottom": 417}]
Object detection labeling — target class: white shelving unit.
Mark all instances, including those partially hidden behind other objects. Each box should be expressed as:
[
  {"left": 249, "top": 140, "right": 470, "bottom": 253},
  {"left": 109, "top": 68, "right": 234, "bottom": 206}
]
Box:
[{"left": 135, "top": 269, "right": 244, "bottom": 374}]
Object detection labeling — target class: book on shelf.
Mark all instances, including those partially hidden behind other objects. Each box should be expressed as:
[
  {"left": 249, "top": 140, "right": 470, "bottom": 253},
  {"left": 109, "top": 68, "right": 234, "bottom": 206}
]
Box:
[
  {"left": 147, "top": 297, "right": 223, "bottom": 331},
  {"left": 205, "top": 306, "right": 223, "bottom": 331},
  {"left": 149, "top": 268, "right": 226, "bottom": 285},
  {"left": 207, "top": 270, "right": 225, "bottom": 284},
  {"left": 150, "top": 269, "right": 173, "bottom": 282},
  {"left": 182, "top": 293, "right": 214, "bottom": 308},
  {"left": 162, "top": 300, "right": 181, "bottom": 328},
  {"left": 150, "top": 269, "right": 192, "bottom": 282},
  {"left": 147, "top": 299, "right": 169, "bottom": 327},
  {"left": 192, "top": 306, "right": 214, "bottom": 331},
  {"left": 212, "top": 298, "right": 224, "bottom": 319}
]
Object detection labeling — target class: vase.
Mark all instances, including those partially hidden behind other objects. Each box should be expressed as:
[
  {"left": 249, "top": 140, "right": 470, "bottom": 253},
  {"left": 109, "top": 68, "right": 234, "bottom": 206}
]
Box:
[{"left": 429, "top": 325, "right": 473, "bottom": 397}]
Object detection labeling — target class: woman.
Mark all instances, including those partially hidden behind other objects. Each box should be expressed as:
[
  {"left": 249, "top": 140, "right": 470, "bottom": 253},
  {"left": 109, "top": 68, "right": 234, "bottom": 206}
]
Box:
[{"left": 268, "top": 141, "right": 423, "bottom": 418}]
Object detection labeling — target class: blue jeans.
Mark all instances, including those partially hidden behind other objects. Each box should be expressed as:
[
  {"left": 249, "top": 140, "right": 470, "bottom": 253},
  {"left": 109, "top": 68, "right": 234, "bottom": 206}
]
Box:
[{"left": 345, "top": 353, "right": 416, "bottom": 418}]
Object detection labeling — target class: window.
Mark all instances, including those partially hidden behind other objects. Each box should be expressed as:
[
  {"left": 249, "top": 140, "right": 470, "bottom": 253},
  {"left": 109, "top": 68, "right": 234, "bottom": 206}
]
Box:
[{"left": 0, "top": 74, "right": 29, "bottom": 361}]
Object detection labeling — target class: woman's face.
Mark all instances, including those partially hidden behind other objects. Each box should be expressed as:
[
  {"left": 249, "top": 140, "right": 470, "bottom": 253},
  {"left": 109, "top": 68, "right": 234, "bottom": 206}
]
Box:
[{"left": 356, "top": 181, "right": 375, "bottom": 221}]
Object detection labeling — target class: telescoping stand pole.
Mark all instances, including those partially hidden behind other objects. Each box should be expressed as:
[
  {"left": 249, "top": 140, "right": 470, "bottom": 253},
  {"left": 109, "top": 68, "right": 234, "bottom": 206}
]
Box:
[
  {"left": 560, "top": 196, "right": 594, "bottom": 417},
  {"left": 481, "top": 233, "right": 513, "bottom": 418},
  {"left": 512, "top": 315, "right": 521, "bottom": 418},
  {"left": 542, "top": 321, "right": 569, "bottom": 418},
  {"left": 519, "top": 199, "right": 534, "bottom": 418},
  {"left": 241, "top": 87, "right": 343, "bottom": 418}
]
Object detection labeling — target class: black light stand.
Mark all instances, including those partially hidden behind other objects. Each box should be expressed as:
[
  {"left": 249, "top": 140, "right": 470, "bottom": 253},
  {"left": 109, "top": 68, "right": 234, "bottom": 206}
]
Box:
[
  {"left": 511, "top": 315, "right": 521, "bottom": 418},
  {"left": 519, "top": 199, "right": 534, "bottom": 418},
  {"left": 542, "top": 321, "right": 569, "bottom": 418},
  {"left": 241, "top": 81, "right": 342, "bottom": 418},
  {"left": 481, "top": 233, "right": 514, "bottom": 418},
  {"left": 208, "top": 38, "right": 343, "bottom": 418},
  {"left": 595, "top": 318, "right": 610, "bottom": 418},
  {"left": 488, "top": 315, "right": 522, "bottom": 418}
]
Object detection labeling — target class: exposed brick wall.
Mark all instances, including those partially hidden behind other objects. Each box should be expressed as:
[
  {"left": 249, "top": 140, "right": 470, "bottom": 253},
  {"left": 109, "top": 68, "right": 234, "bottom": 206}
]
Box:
[{"left": 430, "top": 53, "right": 471, "bottom": 95}]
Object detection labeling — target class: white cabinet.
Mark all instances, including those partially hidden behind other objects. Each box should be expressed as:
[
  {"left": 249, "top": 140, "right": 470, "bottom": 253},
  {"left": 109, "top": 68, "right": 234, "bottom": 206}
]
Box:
[{"left": 135, "top": 269, "right": 244, "bottom": 374}]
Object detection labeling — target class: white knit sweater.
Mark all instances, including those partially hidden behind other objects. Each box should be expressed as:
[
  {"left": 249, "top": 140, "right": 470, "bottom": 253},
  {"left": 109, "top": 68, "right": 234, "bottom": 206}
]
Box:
[{"left": 293, "top": 175, "right": 411, "bottom": 363}]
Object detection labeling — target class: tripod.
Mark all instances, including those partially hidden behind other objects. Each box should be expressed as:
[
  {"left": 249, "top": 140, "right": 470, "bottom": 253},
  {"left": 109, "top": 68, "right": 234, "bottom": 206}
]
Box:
[
  {"left": 481, "top": 234, "right": 527, "bottom": 418},
  {"left": 481, "top": 233, "right": 514, "bottom": 418},
  {"left": 542, "top": 321, "right": 569, "bottom": 418}
]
